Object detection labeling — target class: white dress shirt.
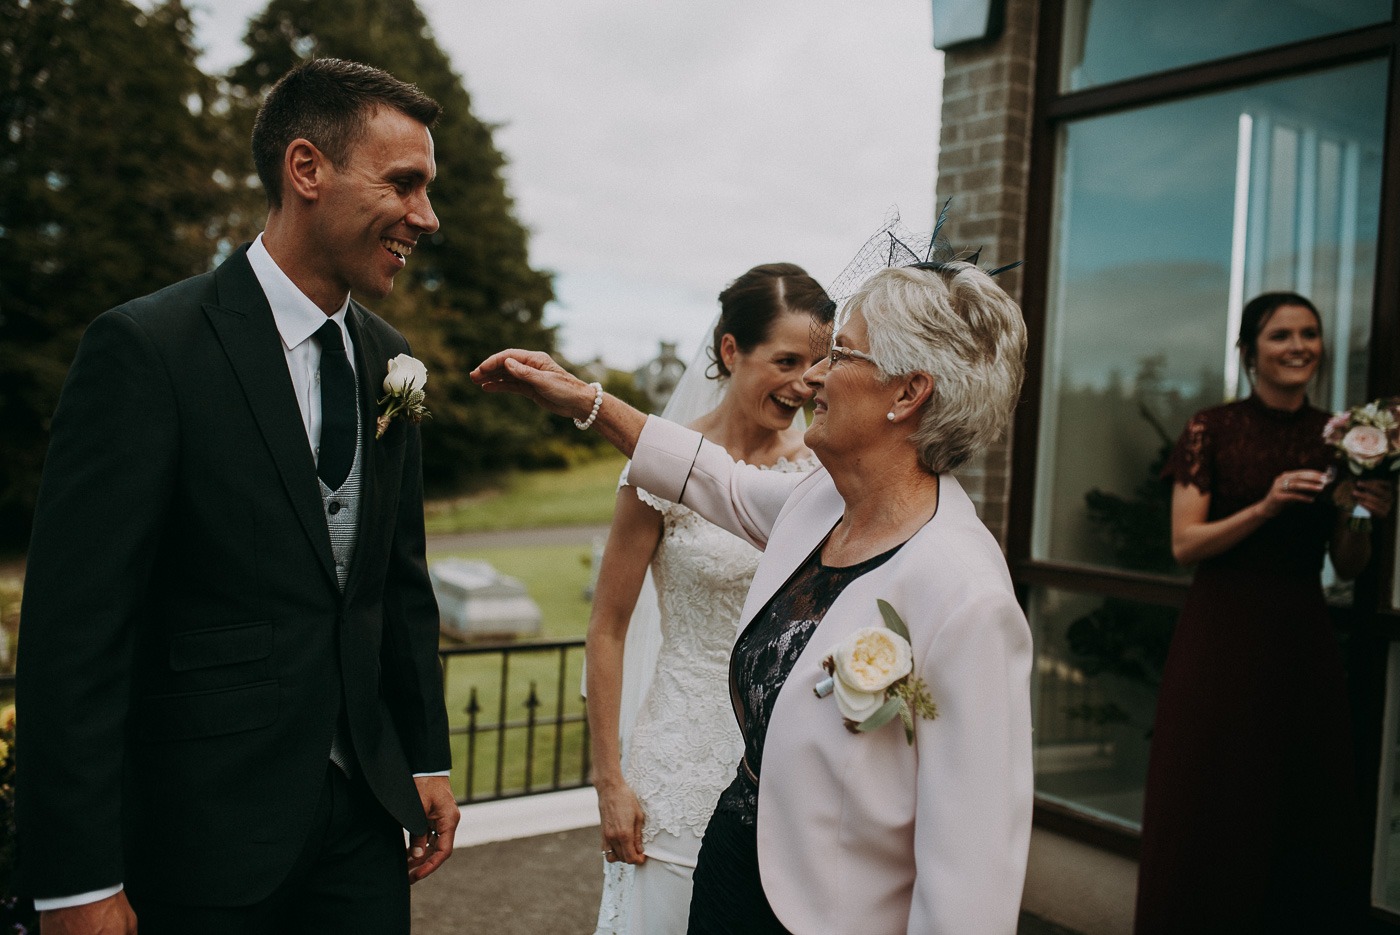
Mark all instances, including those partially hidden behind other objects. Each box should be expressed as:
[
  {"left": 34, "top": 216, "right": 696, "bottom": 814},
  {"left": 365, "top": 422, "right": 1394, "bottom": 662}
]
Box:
[{"left": 247, "top": 234, "right": 356, "bottom": 451}]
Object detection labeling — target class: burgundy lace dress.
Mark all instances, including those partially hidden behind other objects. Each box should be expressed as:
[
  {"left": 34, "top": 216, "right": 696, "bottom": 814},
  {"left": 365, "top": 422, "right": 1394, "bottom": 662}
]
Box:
[{"left": 1134, "top": 395, "right": 1362, "bottom": 934}]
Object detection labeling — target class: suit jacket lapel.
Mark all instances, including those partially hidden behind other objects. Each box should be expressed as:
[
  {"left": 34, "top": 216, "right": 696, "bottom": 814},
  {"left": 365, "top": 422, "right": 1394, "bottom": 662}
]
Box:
[
  {"left": 203, "top": 248, "right": 338, "bottom": 589},
  {"left": 345, "top": 303, "right": 387, "bottom": 600}
]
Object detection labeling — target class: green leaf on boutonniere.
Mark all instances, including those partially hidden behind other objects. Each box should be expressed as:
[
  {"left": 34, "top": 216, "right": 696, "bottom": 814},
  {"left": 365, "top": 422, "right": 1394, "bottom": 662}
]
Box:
[
  {"left": 856, "top": 696, "right": 904, "bottom": 734},
  {"left": 877, "top": 599, "right": 910, "bottom": 642}
]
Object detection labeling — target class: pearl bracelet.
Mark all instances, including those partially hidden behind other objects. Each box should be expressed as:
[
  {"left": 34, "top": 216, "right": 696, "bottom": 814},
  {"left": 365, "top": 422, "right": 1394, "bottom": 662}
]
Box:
[{"left": 574, "top": 382, "right": 603, "bottom": 430}]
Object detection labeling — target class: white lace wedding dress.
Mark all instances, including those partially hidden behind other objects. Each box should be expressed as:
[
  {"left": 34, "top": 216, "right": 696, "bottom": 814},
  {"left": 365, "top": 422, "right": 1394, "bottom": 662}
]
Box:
[{"left": 593, "top": 457, "right": 812, "bottom": 935}]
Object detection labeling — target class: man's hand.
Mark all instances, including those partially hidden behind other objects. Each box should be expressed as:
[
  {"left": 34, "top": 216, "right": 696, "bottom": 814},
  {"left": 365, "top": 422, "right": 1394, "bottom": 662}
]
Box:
[
  {"left": 407, "top": 775, "right": 460, "bottom": 883},
  {"left": 41, "top": 891, "right": 137, "bottom": 935}
]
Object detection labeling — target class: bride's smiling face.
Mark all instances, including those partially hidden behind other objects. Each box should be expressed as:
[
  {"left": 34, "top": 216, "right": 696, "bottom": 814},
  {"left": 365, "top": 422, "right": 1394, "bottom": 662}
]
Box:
[{"left": 720, "top": 311, "right": 827, "bottom": 432}]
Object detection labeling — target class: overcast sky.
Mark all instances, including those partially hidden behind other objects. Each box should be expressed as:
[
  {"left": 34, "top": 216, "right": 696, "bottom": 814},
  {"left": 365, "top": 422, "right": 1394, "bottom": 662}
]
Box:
[{"left": 188, "top": 0, "right": 943, "bottom": 370}]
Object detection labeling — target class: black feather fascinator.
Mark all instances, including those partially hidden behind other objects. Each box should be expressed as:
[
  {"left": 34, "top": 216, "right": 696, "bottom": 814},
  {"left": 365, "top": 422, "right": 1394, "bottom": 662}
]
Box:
[{"left": 824, "top": 201, "right": 1022, "bottom": 326}]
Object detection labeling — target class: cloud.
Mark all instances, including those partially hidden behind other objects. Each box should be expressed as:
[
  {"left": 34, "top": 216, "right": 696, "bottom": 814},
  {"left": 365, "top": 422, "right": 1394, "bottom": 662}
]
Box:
[{"left": 191, "top": 0, "right": 942, "bottom": 368}]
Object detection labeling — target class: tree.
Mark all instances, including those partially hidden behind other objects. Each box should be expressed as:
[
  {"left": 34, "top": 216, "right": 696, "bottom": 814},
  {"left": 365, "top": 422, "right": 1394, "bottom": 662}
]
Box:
[
  {"left": 226, "top": 0, "right": 558, "bottom": 490},
  {"left": 0, "top": 0, "right": 240, "bottom": 547}
]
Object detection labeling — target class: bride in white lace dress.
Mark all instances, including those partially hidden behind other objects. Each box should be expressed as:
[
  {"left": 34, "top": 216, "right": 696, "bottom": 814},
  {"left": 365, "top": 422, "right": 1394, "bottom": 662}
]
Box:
[{"left": 588, "top": 264, "right": 832, "bottom": 934}]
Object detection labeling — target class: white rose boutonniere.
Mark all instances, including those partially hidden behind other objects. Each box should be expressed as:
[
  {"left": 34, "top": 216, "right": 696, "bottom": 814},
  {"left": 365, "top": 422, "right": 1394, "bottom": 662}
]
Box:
[
  {"left": 814, "top": 600, "right": 937, "bottom": 744},
  {"left": 377, "top": 354, "right": 431, "bottom": 439}
]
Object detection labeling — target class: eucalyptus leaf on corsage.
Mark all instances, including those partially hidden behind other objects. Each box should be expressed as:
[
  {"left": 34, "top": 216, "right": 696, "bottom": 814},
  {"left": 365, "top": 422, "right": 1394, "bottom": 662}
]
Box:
[
  {"left": 813, "top": 599, "right": 937, "bottom": 744},
  {"left": 377, "top": 354, "right": 431, "bottom": 439}
]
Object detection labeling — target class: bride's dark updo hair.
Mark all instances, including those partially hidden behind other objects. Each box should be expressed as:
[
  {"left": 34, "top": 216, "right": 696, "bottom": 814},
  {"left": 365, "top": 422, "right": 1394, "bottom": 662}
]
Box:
[{"left": 710, "top": 263, "right": 833, "bottom": 379}]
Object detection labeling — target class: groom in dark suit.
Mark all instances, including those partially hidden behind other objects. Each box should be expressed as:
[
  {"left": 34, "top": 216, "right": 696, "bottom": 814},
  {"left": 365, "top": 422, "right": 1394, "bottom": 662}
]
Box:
[{"left": 16, "top": 58, "right": 459, "bottom": 934}]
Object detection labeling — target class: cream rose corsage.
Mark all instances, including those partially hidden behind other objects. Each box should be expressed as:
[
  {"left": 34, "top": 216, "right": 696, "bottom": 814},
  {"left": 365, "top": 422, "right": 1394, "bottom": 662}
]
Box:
[
  {"left": 813, "top": 599, "right": 937, "bottom": 744},
  {"left": 377, "top": 354, "right": 431, "bottom": 439}
]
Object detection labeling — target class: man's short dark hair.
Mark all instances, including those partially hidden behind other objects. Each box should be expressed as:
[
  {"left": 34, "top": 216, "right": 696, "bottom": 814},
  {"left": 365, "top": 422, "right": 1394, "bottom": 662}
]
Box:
[{"left": 251, "top": 58, "right": 441, "bottom": 209}]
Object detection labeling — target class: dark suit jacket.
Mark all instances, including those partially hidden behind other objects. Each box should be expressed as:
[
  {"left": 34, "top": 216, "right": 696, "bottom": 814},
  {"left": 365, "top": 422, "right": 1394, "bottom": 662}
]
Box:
[{"left": 15, "top": 245, "right": 451, "bottom": 905}]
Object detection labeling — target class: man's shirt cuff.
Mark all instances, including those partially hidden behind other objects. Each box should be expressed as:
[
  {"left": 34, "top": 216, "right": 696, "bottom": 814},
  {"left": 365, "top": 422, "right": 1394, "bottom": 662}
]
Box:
[{"left": 33, "top": 884, "right": 124, "bottom": 911}]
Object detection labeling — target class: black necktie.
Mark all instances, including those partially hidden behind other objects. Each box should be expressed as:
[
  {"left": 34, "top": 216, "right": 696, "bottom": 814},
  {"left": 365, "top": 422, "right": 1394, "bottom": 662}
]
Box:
[{"left": 313, "top": 320, "right": 356, "bottom": 491}]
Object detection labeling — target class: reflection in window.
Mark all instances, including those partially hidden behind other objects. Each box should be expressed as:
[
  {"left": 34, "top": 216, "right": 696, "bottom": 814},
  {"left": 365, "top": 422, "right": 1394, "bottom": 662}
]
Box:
[
  {"left": 1031, "top": 587, "right": 1176, "bottom": 829},
  {"left": 1061, "top": 0, "right": 1388, "bottom": 92},
  {"left": 1033, "top": 60, "right": 1385, "bottom": 572}
]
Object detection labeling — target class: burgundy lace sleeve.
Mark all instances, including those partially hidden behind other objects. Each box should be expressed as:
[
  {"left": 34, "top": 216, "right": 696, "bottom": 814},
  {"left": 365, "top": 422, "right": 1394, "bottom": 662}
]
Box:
[{"left": 1163, "top": 412, "right": 1213, "bottom": 493}]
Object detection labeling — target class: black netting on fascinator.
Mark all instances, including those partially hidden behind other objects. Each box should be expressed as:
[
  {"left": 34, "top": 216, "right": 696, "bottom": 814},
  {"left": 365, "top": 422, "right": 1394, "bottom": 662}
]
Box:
[{"left": 823, "top": 201, "right": 1022, "bottom": 328}]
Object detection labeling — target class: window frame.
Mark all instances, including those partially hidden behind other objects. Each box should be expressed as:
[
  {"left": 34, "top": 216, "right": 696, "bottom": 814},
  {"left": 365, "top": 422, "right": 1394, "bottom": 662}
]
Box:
[{"left": 1013, "top": 0, "right": 1400, "bottom": 863}]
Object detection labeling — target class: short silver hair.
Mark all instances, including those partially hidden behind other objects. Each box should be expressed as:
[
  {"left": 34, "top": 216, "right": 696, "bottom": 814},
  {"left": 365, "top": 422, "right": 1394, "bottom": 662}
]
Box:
[{"left": 850, "top": 263, "right": 1027, "bottom": 474}]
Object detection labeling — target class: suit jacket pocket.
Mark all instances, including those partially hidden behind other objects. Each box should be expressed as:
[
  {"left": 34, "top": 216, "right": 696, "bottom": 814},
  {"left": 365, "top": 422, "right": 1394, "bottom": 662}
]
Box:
[
  {"left": 169, "top": 621, "right": 273, "bottom": 671},
  {"left": 137, "top": 680, "right": 278, "bottom": 742}
]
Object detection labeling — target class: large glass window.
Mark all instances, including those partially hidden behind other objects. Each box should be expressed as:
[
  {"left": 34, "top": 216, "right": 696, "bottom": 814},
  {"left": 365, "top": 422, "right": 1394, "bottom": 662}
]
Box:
[
  {"left": 1031, "top": 587, "right": 1176, "bottom": 829},
  {"left": 1033, "top": 59, "right": 1386, "bottom": 573},
  {"left": 1061, "top": 0, "right": 1389, "bottom": 91}
]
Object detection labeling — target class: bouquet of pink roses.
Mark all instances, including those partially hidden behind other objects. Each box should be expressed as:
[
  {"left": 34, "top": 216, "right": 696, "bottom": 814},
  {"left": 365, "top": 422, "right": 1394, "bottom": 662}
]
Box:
[{"left": 1323, "top": 398, "right": 1400, "bottom": 531}]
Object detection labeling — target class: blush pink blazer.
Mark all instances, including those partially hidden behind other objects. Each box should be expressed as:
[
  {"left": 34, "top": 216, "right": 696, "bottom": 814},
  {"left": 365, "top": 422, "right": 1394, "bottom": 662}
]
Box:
[{"left": 629, "top": 416, "right": 1033, "bottom": 935}]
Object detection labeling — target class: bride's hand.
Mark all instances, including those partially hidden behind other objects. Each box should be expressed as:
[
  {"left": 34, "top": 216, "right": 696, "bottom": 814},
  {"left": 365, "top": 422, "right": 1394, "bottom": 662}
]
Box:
[
  {"left": 596, "top": 780, "right": 647, "bottom": 865},
  {"left": 471, "top": 349, "right": 594, "bottom": 420}
]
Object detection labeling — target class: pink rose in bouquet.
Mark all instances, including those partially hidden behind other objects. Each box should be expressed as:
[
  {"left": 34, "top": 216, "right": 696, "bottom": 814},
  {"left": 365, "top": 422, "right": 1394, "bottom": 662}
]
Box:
[{"left": 1323, "top": 398, "right": 1400, "bottom": 531}]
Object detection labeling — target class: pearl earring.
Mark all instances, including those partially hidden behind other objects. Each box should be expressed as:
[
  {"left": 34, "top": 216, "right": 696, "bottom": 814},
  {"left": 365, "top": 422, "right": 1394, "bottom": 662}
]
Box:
[{"left": 886, "top": 412, "right": 895, "bottom": 422}]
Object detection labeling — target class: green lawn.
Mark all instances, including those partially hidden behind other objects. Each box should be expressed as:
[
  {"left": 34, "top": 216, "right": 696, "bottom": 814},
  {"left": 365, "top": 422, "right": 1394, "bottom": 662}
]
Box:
[
  {"left": 429, "top": 542, "right": 598, "bottom": 801},
  {"left": 0, "top": 462, "right": 620, "bottom": 801},
  {"left": 425, "top": 451, "right": 626, "bottom": 534}
]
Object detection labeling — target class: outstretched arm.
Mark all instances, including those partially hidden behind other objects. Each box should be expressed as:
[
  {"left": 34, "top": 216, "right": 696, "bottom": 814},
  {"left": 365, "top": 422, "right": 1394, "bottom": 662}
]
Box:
[{"left": 471, "top": 350, "right": 647, "bottom": 457}]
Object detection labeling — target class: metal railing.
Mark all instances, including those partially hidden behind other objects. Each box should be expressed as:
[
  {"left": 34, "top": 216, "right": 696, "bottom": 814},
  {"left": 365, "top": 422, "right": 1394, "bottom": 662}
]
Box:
[
  {"left": 0, "top": 640, "right": 593, "bottom": 808},
  {"left": 439, "top": 637, "right": 591, "bottom": 805}
]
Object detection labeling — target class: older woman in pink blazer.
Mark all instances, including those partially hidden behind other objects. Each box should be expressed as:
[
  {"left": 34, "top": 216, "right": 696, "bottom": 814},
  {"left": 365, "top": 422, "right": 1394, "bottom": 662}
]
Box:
[{"left": 473, "top": 261, "right": 1032, "bottom": 935}]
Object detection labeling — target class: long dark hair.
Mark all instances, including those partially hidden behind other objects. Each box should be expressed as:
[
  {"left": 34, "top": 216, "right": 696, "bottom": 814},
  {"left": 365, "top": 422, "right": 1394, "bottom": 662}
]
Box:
[{"left": 710, "top": 263, "right": 833, "bottom": 378}]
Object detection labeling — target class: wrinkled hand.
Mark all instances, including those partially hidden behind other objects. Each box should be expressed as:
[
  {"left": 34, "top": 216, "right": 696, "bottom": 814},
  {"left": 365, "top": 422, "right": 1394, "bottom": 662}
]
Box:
[
  {"left": 470, "top": 350, "right": 594, "bottom": 421},
  {"left": 595, "top": 779, "right": 647, "bottom": 865},
  {"left": 1262, "top": 469, "right": 1331, "bottom": 517},
  {"left": 408, "top": 775, "right": 460, "bottom": 883},
  {"left": 41, "top": 891, "right": 137, "bottom": 935},
  {"left": 1336, "top": 478, "right": 1395, "bottom": 521}
]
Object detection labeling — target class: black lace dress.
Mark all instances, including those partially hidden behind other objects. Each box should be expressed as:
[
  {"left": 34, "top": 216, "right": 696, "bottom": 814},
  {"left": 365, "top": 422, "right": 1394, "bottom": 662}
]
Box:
[
  {"left": 1134, "top": 395, "right": 1361, "bottom": 934},
  {"left": 686, "top": 540, "right": 900, "bottom": 935}
]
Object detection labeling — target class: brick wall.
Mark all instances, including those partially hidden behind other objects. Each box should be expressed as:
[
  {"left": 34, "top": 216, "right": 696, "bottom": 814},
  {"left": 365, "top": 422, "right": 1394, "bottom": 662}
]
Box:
[{"left": 936, "top": 0, "right": 1040, "bottom": 547}]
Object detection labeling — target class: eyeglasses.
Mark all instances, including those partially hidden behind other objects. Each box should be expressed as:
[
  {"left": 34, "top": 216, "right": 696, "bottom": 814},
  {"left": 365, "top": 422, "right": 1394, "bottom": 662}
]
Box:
[{"left": 828, "top": 344, "right": 879, "bottom": 368}]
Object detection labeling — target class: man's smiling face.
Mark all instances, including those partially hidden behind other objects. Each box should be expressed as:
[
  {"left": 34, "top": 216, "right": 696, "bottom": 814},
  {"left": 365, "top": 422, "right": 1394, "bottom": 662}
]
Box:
[{"left": 313, "top": 105, "right": 438, "bottom": 302}]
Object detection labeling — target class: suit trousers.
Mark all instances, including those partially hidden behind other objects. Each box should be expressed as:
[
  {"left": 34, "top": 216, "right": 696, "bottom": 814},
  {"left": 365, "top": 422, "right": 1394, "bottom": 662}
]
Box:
[{"left": 129, "top": 763, "right": 410, "bottom": 935}]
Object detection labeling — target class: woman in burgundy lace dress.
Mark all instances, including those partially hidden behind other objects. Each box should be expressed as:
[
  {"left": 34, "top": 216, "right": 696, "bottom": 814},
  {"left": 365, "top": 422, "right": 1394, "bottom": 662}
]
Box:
[{"left": 1134, "top": 292, "right": 1392, "bottom": 934}]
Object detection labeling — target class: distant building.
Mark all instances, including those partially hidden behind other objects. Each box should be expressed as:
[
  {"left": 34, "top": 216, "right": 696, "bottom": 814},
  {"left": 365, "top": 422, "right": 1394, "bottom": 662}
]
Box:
[
  {"left": 573, "top": 356, "right": 609, "bottom": 387},
  {"left": 633, "top": 341, "right": 686, "bottom": 413}
]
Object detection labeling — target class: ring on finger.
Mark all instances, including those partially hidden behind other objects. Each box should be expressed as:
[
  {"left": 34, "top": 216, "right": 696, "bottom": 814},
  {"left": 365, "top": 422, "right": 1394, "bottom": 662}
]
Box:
[{"left": 1283, "top": 479, "right": 1291, "bottom": 490}]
